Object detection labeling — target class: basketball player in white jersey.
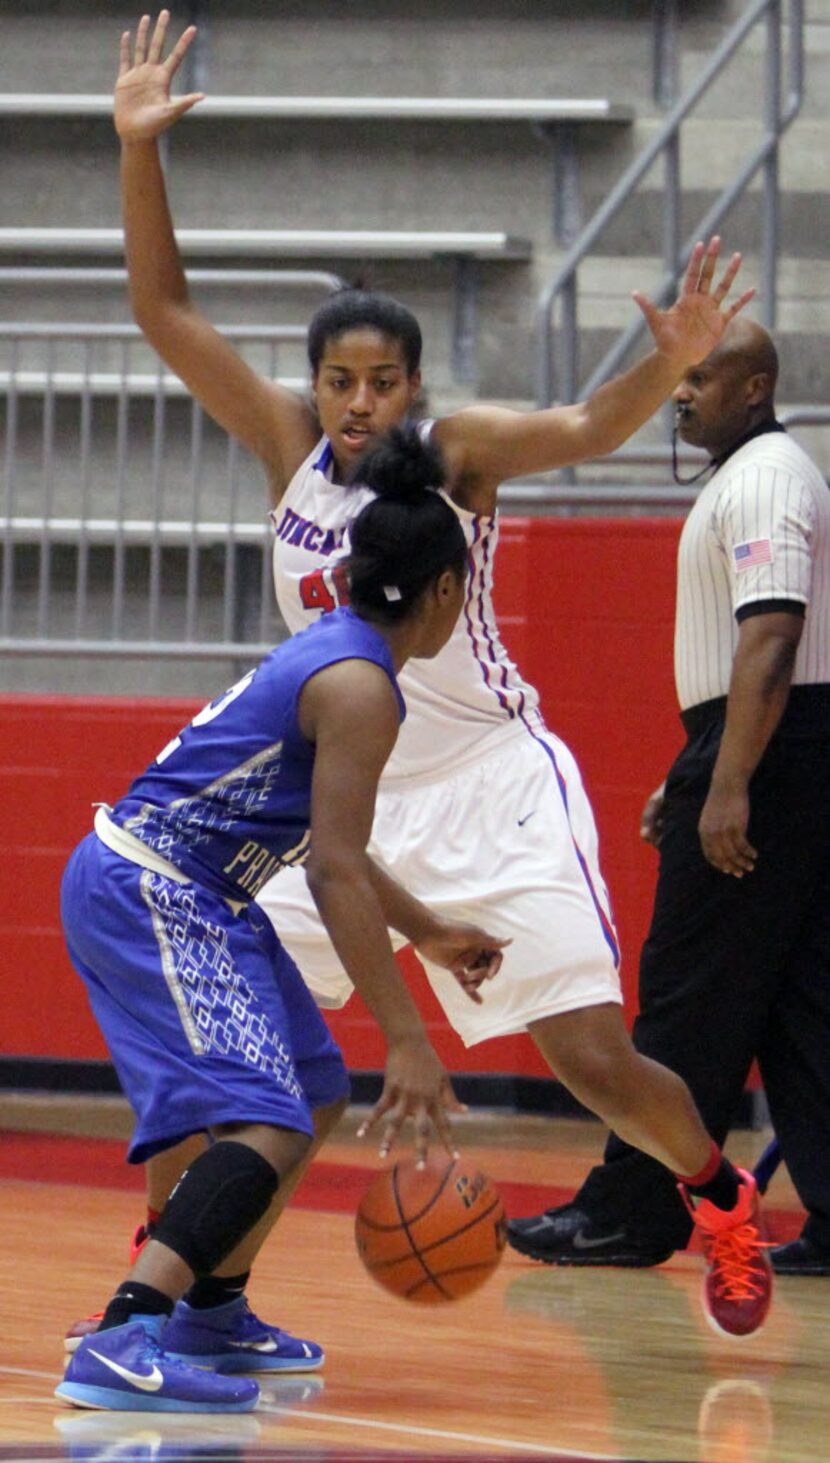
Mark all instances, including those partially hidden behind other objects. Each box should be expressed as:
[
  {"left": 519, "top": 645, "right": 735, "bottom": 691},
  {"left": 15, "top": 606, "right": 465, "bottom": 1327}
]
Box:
[{"left": 70, "top": 11, "right": 773, "bottom": 1342}]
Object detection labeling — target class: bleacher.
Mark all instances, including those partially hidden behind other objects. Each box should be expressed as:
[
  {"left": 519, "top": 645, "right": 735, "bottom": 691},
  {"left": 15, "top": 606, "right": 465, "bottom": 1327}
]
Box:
[{"left": 1, "top": 0, "right": 828, "bottom": 694}]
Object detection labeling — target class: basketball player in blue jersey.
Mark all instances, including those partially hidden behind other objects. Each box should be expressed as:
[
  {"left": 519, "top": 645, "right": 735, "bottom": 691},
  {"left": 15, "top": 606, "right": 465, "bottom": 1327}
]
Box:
[
  {"left": 56, "top": 429, "right": 513, "bottom": 1412},
  {"left": 73, "top": 10, "right": 773, "bottom": 1345}
]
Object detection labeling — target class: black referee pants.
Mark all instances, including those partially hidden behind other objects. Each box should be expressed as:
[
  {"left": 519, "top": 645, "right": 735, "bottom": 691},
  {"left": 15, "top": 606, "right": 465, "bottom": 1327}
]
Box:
[{"left": 576, "top": 688, "right": 830, "bottom": 1251}]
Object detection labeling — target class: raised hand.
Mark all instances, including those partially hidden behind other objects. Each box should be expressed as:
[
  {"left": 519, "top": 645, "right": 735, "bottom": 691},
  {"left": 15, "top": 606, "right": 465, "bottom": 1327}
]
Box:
[
  {"left": 633, "top": 236, "right": 756, "bottom": 369},
  {"left": 115, "top": 10, "right": 204, "bottom": 141}
]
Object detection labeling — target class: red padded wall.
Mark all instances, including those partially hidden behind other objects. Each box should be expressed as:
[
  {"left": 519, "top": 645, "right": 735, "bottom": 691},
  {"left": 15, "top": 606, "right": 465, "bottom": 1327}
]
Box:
[{"left": 2, "top": 517, "right": 685, "bottom": 1076}]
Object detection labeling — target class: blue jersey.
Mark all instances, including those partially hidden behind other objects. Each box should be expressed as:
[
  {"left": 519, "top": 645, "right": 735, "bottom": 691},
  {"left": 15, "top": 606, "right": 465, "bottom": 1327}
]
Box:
[{"left": 109, "top": 607, "right": 405, "bottom": 905}]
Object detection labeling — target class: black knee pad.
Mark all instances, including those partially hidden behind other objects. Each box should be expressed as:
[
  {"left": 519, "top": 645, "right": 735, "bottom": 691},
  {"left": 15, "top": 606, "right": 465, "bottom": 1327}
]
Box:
[{"left": 153, "top": 1140, "right": 279, "bottom": 1276}]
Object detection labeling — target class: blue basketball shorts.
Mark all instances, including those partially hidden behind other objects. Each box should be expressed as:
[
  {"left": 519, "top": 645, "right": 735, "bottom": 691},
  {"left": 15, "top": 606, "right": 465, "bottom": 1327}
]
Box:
[{"left": 61, "top": 833, "right": 350, "bottom": 1162}]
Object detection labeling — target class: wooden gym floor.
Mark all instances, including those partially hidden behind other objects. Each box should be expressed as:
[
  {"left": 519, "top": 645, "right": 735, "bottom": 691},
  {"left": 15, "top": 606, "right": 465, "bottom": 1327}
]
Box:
[{"left": 0, "top": 1094, "right": 825, "bottom": 1463}]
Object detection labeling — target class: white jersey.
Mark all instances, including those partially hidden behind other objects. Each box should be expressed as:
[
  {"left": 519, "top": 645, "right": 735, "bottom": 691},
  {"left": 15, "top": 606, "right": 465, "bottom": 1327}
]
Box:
[
  {"left": 674, "top": 429, "right": 830, "bottom": 711},
  {"left": 271, "top": 431, "right": 542, "bottom": 782}
]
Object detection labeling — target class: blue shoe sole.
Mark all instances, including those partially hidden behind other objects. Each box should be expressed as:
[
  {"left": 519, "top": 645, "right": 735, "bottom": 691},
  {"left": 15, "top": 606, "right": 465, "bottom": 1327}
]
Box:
[
  {"left": 54, "top": 1381, "right": 258, "bottom": 1413},
  {"left": 165, "top": 1349, "right": 324, "bottom": 1374}
]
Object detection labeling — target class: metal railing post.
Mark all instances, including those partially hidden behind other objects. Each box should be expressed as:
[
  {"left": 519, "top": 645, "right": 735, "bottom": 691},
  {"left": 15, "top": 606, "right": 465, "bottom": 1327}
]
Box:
[
  {"left": 761, "top": 0, "right": 783, "bottom": 328},
  {"left": 535, "top": 0, "right": 804, "bottom": 409}
]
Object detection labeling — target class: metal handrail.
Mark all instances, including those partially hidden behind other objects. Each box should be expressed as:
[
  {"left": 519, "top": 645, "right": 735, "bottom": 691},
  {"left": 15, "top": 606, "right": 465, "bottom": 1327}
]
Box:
[
  {"left": 536, "top": 0, "right": 805, "bottom": 408},
  {"left": 0, "top": 267, "right": 344, "bottom": 290}
]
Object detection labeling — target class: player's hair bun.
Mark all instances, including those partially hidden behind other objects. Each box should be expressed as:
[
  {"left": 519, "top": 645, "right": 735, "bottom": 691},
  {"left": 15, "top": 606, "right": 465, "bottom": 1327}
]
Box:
[{"left": 350, "top": 424, "right": 445, "bottom": 502}]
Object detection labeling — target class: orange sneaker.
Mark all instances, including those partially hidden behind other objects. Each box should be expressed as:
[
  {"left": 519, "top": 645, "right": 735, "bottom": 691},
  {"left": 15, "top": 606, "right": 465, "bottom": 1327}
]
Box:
[
  {"left": 683, "top": 1169, "right": 772, "bottom": 1338},
  {"left": 62, "top": 1224, "right": 152, "bottom": 1355}
]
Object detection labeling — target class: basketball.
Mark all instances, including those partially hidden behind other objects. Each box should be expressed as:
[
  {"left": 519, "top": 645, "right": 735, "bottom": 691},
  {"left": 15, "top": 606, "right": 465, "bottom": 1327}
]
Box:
[{"left": 354, "top": 1153, "right": 506, "bottom": 1303}]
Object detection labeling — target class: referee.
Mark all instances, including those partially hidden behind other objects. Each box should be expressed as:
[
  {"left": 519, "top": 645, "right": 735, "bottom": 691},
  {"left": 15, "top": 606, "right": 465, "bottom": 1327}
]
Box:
[{"left": 509, "top": 317, "right": 830, "bottom": 1275}]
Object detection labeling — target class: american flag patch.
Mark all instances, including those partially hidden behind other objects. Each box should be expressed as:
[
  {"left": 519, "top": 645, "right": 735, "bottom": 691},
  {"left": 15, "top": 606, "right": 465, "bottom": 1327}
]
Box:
[{"left": 733, "top": 538, "right": 773, "bottom": 572}]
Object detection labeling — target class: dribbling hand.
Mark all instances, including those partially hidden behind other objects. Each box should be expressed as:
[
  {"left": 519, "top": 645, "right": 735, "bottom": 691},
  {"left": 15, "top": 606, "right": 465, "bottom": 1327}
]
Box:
[
  {"left": 116, "top": 10, "right": 204, "bottom": 142},
  {"left": 356, "top": 1035, "right": 465, "bottom": 1169}
]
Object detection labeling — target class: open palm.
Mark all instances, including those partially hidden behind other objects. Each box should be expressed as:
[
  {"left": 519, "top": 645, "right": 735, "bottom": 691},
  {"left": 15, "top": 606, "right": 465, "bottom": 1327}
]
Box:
[
  {"left": 115, "top": 10, "right": 203, "bottom": 141},
  {"left": 634, "top": 237, "right": 755, "bottom": 368}
]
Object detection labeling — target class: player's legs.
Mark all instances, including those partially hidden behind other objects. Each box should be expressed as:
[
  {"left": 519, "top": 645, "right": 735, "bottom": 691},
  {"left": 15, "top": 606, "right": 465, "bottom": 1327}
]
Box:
[
  {"left": 57, "top": 840, "right": 347, "bottom": 1408},
  {"left": 124, "top": 1119, "right": 312, "bottom": 1304},
  {"left": 140, "top": 901, "right": 352, "bottom": 1280},
  {"left": 376, "top": 726, "right": 771, "bottom": 1335},
  {"left": 146, "top": 1135, "right": 207, "bottom": 1214},
  {"left": 528, "top": 1003, "right": 710, "bottom": 1176},
  {"left": 64, "top": 851, "right": 349, "bottom": 1362}
]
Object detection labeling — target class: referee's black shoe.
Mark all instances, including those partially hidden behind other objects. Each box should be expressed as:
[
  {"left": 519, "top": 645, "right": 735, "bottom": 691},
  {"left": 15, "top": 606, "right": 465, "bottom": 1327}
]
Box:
[
  {"left": 506, "top": 1202, "right": 675, "bottom": 1267},
  {"left": 769, "top": 1236, "right": 830, "bottom": 1275}
]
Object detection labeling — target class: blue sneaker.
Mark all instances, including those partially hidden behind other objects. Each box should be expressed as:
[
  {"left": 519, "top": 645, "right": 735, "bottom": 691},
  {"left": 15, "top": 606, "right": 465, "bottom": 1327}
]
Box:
[
  {"left": 54, "top": 1315, "right": 259, "bottom": 1413},
  {"left": 162, "top": 1295, "right": 324, "bottom": 1374}
]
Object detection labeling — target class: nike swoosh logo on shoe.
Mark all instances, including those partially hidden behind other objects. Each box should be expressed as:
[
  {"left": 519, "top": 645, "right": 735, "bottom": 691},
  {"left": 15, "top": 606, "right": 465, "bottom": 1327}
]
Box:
[
  {"left": 228, "top": 1337, "right": 278, "bottom": 1352},
  {"left": 87, "top": 1350, "right": 164, "bottom": 1391},
  {"left": 572, "top": 1228, "right": 627, "bottom": 1250},
  {"left": 522, "top": 1213, "right": 576, "bottom": 1234}
]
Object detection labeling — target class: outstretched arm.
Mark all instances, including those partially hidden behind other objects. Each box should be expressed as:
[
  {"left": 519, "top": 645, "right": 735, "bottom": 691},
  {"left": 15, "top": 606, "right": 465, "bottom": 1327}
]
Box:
[
  {"left": 116, "top": 11, "right": 315, "bottom": 498},
  {"left": 436, "top": 237, "right": 755, "bottom": 499}
]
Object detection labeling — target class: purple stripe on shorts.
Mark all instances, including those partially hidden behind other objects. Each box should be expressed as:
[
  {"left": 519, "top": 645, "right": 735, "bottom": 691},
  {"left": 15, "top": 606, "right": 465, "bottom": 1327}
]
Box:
[{"left": 527, "top": 727, "right": 620, "bottom": 968}]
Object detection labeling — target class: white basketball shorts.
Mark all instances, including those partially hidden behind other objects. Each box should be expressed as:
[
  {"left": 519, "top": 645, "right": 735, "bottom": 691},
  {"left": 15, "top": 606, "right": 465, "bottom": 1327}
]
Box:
[{"left": 256, "top": 723, "right": 622, "bottom": 1046}]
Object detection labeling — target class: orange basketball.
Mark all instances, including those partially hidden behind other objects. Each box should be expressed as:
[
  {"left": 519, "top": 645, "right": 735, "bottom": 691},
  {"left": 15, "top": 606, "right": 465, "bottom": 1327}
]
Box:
[{"left": 354, "top": 1153, "right": 506, "bottom": 1303}]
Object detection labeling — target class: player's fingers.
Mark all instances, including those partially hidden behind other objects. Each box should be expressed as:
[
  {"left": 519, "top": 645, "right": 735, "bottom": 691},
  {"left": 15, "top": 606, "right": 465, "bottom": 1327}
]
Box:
[
  {"left": 167, "top": 93, "right": 205, "bottom": 123},
  {"left": 696, "top": 235, "right": 721, "bottom": 291},
  {"left": 712, "top": 250, "right": 742, "bottom": 303},
  {"left": 481, "top": 949, "right": 504, "bottom": 978},
  {"left": 473, "top": 935, "right": 511, "bottom": 968},
  {"left": 458, "top": 977, "right": 484, "bottom": 1004},
  {"left": 412, "top": 1112, "right": 433, "bottom": 1169},
  {"left": 165, "top": 24, "right": 198, "bottom": 77},
  {"left": 680, "top": 239, "right": 706, "bottom": 293},
  {"left": 429, "top": 1100, "right": 460, "bottom": 1159},
  {"left": 722, "top": 286, "right": 756, "bottom": 324},
  {"left": 378, "top": 1105, "right": 409, "bottom": 1159},
  {"left": 147, "top": 9, "right": 169, "bottom": 65},
  {"left": 631, "top": 291, "right": 659, "bottom": 329},
  {"left": 118, "top": 30, "right": 133, "bottom": 76},
  {"left": 355, "top": 1088, "right": 395, "bottom": 1139},
  {"left": 133, "top": 13, "right": 151, "bottom": 66}
]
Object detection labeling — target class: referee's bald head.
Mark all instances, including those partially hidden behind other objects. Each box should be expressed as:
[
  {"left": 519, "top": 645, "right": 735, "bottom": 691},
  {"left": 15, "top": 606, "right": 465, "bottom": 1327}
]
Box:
[
  {"left": 707, "top": 318, "right": 779, "bottom": 401},
  {"left": 674, "top": 318, "right": 780, "bottom": 458}
]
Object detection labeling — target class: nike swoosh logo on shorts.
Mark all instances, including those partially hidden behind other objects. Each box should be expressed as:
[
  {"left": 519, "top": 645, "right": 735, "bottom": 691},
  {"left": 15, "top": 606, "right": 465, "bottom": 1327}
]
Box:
[
  {"left": 517, "top": 810, "right": 538, "bottom": 827},
  {"left": 228, "top": 1336, "right": 278, "bottom": 1352},
  {"left": 88, "top": 1349, "right": 165, "bottom": 1391},
  {"left": 572, "top": 1228, "right": 627, "bottom": 1250}
]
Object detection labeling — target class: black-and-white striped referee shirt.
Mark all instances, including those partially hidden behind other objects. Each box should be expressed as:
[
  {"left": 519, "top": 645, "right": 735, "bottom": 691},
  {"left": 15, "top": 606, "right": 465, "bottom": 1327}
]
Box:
[{"left": 675, "top": 428, "right": 830, "bottom": 711}]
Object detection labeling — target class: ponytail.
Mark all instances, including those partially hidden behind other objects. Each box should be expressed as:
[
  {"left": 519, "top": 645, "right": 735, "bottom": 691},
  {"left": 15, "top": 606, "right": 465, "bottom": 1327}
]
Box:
[{"left": 347, "top": 426, "right": 466, "bottom": 623}]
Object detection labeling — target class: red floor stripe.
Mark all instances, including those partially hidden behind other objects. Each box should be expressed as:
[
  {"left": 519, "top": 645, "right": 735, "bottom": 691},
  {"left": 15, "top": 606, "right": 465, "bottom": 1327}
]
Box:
[{"left": 0, "top": 1128, "right": 803, "bottom": 1244}]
